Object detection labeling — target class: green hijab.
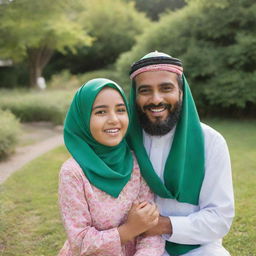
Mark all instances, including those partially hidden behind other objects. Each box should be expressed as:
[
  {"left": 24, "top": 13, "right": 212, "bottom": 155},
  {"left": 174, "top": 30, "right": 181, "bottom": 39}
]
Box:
[
  {"left": 64, "top": 78, "right": 133, "bottom": 198},
  {"left": 127, "top": 53, "right": 205, "bottom": 255}
]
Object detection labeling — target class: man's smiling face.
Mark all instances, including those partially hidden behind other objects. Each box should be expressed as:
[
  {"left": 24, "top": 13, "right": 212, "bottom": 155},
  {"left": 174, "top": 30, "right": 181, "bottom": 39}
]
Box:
[{"left": 135, "top": 70, "right": 183, "bottom": 135}]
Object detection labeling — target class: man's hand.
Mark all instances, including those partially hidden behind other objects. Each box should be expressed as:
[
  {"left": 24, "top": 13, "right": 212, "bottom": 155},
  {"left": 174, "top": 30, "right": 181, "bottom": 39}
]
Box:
[{"left": 144, "top": 215, "right": 173, "bottom": 236}]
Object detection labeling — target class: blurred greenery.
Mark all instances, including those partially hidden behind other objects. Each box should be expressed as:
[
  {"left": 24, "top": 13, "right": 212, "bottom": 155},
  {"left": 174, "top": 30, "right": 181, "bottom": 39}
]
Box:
[
  {"left": 0, "top": 89, "right": 74, "bottom": 125},
  {"left": 48, "top": 68, "right": 130, "bottom": 94},
  {"left": 45, "top": 0, "right": 150, "bottom": 75},
  {"left": 0, "top": 67, "right": 130, "bottom": 127},
  {"left": 131, "top": 0, "right": 186, "bottom": 20},
  {"left": 116, "top": 0, "right": 256, "bottom": 117},
  {"left": 0, "top": 0, "right": 92, "bottom": 87},
  {"left": 0, "top": 109, "right": 21, "bottom": 159},
  {"left": 0, "top": 0, "right": 255, "bottom": 117}
]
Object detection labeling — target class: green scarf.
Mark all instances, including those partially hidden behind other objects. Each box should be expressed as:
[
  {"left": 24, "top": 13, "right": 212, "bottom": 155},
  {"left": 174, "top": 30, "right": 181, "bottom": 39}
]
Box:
[
  {"left": 127, "top": 75, "right": 205, "bottom": 255},
  {"left": 64, "top": 78, "right": 133, "bottom": 198}
]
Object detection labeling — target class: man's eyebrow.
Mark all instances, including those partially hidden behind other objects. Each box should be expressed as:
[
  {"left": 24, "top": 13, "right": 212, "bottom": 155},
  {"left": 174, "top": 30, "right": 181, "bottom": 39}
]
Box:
[
  {"left": 137, "top": 85, "right": 151, "bottom": 90},
  {"left": 159, "top": 82, "right": 175, "bottom": 87},
  {"left": 138, "top": 82, "right": 175, "bottom": 88}
]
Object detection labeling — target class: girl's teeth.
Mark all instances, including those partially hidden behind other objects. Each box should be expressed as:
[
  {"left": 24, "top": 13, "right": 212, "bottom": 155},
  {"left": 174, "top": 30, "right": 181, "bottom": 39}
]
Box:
[{"left": 105, "top": 129, "right": 119, "bottom": 133}]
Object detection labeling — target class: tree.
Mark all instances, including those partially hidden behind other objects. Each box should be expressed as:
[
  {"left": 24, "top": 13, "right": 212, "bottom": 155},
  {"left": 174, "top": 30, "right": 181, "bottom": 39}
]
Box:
[
  {"left": 116, "top": 0, "right": 256, "bottom": 116},
  {"left": 46, "top": 0, "right": 150, "bottom": 75},
  {"left": 133, "top": 0, "right": 186, "bottom": 20},
  {"left": 0, "top": 0, "right": 92, "bottom": 87}
]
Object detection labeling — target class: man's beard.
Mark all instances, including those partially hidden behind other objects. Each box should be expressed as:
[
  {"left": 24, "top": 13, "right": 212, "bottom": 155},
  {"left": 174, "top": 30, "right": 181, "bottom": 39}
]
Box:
[{"left": 136, "top": 100, "right": 182, "bottom": 136}]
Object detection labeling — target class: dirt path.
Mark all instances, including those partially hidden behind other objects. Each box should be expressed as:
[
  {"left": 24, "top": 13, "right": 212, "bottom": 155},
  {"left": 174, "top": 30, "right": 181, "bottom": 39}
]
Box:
[{"left": 0, "top": 122, "right": 64, "bottom": 184}]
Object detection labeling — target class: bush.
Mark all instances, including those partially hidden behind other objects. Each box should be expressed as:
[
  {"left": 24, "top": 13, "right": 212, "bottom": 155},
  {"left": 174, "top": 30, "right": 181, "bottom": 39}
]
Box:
[
  {"left": 0, "top": 109, "right": 21, "bottom": 159},
  {"left": 0, "top": 64, "right": 29, "bottom": 89},
  {"left": 48, "top": 68, "right": 130, "bottom": 95},
  {"left": 0, "top": 68, "right": 132, "bottom": 127},
  {"left": 48, "top": 70, "right": 81, "bottom": 90},
  {"left": 115, "top": 0, "right": 256, "bottom": 117},
  {"left": 78, "top": 69, "right": 130, "bottom": 95},
  {"left": 0, "top": 89, "right": 74, "bottom": 125}
]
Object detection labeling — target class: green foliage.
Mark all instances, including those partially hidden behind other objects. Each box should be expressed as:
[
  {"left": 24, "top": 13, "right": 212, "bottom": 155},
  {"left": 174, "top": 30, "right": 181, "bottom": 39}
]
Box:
[
  {"left": 0, "top": 66, "right": 130, "bottom": 126},
  {"left": 0, "top": 0, "right": 92, "bottom": 61},
  {"left": 0, "top": 120, "right": 256, "bottom": 255},
  {"left": 48, "top": 68, "right": 129, "bottom": 93},
  {"left": 133, "top": 0, "right": 186, "bottom": 20},
  {"left": 48, "top": 70, "right": 82, "bottom": 90},
  {"left": 0, "top": 109, "right": 21, "bottom": 159},
  {"left": 116, "top": 0, "right": 256, "bottom": 115},
  {"left": 0, "top": 89, "right": 74, "bottom": 125},
  {"left": 0, "top": 64, "right": 29, "bottom": 88},
  {"left": 46, "top": 0, "right": 150, "bottom": 74},
  {"left": 0, "top": 0, "right": 93, "bottom": 87},
  {"left": 82, "top": 0, "right": 149, "bottom": 66}
]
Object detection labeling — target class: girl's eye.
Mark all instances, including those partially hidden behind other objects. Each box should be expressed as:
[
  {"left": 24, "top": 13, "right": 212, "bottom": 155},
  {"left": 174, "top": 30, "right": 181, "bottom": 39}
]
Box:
[
  {"left": 95, "top": 110, "right": 106, "bottom": 115},
  {"left": 117, "top": 108, "right": 126, "bottom": 113}
]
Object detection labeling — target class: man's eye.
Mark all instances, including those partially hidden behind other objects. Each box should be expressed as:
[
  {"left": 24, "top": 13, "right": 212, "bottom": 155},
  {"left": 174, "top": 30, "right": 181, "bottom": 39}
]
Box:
[
  {"left": 162, "top": 86, "right": 172, "bottom": 91},
  {"left": 139, "top": 89, "right": 150, "bottom": 94}
]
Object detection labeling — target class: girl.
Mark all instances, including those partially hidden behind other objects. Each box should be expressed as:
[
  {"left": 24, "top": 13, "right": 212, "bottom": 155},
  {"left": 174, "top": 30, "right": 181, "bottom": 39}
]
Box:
[{"left": 58, "top": 78, "right": 164, "bottom": 256}]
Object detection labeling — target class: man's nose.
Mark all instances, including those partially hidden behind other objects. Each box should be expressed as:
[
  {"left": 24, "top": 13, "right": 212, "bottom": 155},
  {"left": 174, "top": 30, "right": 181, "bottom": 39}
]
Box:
[{"left": 151, "top": 92, "right": 163, "bottom": 105}]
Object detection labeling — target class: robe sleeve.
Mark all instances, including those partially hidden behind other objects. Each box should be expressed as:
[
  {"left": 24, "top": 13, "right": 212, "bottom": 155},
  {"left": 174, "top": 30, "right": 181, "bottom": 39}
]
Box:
[
  {"left": 58, "top": 162, "right": 122, "bottom": 256},
  {"left": 134, "top": 175, "right": 165, "bottom": 256}
]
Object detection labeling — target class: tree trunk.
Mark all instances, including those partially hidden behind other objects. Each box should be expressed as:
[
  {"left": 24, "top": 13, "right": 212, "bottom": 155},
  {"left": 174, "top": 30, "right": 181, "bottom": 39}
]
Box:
[{"left": 27, "top": 46, "right": 54, "bottom": 88}]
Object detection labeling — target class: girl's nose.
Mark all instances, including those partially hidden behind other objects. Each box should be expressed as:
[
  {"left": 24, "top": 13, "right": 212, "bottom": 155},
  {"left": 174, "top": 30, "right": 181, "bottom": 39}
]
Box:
[{"left": 107, "top": 112, "right": 119, "bottom": 124}]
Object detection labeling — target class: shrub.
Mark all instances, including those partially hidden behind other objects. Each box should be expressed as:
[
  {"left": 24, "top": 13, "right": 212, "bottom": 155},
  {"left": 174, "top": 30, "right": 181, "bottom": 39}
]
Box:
[
  {"left": 78, "top": 68, "right": 130, "bottom": 95},
  {"left": 115, "top": 0, "right": 256, "bottom": 117},
  {"left": 0, "top": 68, "right": 131, "bottom": 127},
  {"left": 0, "top": 89, "right": 74, "bottom": 125},
  {"left": 48, "top": 70, "right": 81, "bottom": 90},
  {"left": 48, "top": 68, "right": 130, "bottom": 95},
  {"left": 0, "top": 109, "right": 21, "bottom": 159}
]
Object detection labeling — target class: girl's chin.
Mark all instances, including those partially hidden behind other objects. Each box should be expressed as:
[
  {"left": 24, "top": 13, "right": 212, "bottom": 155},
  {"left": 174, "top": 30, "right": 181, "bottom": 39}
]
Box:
[{"left": 101, "top": 137, "right": 123, "bottom": 147}]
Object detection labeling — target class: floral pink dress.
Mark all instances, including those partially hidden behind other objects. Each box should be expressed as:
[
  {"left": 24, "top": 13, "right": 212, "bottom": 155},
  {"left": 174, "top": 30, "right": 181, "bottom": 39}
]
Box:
[{"left": 58, "top": 156, "right": 165, "bottom": 256}]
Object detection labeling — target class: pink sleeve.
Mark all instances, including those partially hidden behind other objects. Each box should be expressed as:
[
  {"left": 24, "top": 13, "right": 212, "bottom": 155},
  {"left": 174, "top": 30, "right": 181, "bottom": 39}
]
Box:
[
  {"left": 135, "top": 235, "right": 165, "bottom": 256},
  {"left": 58, "top": 163, "right": 122, "bottom": 256},
  {"left": 134, "top": 175, "right": 165, "bottom": 255}
]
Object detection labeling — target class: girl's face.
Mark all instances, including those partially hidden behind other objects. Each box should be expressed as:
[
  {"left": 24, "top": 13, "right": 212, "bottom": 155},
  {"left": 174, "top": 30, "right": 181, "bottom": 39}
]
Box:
[{"left": 90, "top": 87, "right": 129, "bottom": 147}]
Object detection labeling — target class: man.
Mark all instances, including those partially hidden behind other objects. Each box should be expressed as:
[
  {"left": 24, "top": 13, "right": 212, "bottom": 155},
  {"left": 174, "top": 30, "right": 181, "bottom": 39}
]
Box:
[{"left": 127, "top": 51, "right": 234, "bottom": 256}]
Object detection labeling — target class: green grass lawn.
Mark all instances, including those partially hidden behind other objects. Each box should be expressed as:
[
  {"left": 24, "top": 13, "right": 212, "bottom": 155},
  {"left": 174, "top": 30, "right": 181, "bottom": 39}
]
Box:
[{"left": 0, "top": 119, "right": 255, "bottom": 256}]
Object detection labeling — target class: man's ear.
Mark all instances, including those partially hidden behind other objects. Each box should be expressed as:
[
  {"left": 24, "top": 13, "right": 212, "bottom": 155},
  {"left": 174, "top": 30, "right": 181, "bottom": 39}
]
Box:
[{"left": 179, "top": 89, "right": 183, "bottom": 101}]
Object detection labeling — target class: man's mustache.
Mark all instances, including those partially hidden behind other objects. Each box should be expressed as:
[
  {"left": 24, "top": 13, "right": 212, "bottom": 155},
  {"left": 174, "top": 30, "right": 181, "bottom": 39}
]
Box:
[{"left": 143, "top": 103, "right": 172, "bottom": 111}]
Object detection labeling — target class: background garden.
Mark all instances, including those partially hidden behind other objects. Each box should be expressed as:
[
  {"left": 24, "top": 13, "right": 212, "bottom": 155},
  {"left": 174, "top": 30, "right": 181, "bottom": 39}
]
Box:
[{"left": 0, "top": 0, "right": 255, "bottom": 255}]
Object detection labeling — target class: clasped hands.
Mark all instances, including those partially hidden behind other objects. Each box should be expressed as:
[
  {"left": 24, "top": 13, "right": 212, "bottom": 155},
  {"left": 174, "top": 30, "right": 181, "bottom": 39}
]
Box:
[{"left": 118, "top": 201, "right": 160, "bottom": 244}]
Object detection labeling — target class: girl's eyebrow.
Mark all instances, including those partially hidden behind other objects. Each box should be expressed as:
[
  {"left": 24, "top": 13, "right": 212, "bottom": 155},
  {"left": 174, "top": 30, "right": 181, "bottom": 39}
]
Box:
[
  {"left": 92, "top": 103, "right": 125, "bottom": 111},
  {"left": 92, "top": 105, "right": 108, "bottom": 111}
]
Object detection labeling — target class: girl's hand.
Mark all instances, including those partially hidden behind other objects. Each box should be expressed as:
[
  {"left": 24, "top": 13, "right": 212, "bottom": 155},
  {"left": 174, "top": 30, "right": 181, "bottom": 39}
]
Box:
[{"left": 118, "top": 201, "right": 159, "bottom": 244}]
